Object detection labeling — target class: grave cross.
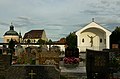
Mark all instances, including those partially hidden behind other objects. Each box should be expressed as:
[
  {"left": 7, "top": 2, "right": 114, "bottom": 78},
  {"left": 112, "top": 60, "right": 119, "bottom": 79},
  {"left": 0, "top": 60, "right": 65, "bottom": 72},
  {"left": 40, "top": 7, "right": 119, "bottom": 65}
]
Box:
[{"left": 29, "top": 70, "right": 36, "bottom": 79}]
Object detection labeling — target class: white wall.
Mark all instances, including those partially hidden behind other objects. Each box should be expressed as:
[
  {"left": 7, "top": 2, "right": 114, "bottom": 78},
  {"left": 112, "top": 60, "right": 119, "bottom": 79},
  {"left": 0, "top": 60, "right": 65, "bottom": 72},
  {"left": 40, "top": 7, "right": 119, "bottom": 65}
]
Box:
[
  {"left": 47, "top": 45, "right": 65, "bottom": 52},
  {"left": 4, "top": 35, "right": 19, "bottom": 43}
]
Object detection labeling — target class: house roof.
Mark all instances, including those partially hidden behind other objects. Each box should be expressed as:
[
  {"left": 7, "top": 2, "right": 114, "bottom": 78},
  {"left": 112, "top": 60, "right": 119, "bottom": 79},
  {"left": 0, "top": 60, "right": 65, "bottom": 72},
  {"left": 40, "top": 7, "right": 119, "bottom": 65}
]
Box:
[
  {"left": 23, "top": 30, "right": 44, "bottom": 39},
  {"left": 56, "top": 38, "right": 66, "bottom": 43}
]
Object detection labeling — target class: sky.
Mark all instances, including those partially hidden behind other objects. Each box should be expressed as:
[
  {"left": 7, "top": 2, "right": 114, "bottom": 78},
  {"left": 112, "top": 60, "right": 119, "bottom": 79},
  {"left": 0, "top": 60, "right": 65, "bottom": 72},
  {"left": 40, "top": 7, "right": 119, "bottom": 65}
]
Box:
[{"left": 0, "top": 0, "right": 120, "bottom": 41}]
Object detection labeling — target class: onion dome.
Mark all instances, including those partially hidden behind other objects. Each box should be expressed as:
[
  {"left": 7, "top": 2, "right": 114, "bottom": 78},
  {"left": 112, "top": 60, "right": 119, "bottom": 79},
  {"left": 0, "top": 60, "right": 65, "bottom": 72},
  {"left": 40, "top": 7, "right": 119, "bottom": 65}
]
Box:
[{"left": 4, "top": 23, "right": 18, "bottom": 36}]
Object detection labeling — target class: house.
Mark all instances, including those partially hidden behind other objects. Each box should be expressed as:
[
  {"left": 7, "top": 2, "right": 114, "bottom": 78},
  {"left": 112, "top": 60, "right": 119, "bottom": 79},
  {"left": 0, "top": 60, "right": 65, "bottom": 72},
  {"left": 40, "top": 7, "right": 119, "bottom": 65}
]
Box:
[
  {"left": 76, "top": 19, "right": 111, "bottom": 52},
  {"left": 54, "top": 38, "right": 66, "bottom": 52},
  {"left": 23, "top": 30, "right": 48, "bottom": 43}
]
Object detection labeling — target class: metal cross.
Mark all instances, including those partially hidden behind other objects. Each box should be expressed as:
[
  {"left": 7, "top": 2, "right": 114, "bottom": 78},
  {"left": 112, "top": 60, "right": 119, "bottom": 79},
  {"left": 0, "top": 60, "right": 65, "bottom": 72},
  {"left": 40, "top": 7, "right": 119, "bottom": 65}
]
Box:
[{"left": 29, "top": 70, "right": 36, "bottom": 79}]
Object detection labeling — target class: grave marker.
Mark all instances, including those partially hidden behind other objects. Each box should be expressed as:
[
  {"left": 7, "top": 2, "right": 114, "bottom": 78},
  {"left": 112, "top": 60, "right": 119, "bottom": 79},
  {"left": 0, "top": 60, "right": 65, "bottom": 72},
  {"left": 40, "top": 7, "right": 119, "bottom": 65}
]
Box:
[
  {"left": 5, "top": 65, "right": 60, "bottom": 79},
  {"left": 86, "top": 49, "right": 109, "bottom": 79},
  {"left": 0, "top": 55, "right": 11, "bottom": 79},
  {"left": 28, "top": 70, "right": 36, "bottom": 79}
]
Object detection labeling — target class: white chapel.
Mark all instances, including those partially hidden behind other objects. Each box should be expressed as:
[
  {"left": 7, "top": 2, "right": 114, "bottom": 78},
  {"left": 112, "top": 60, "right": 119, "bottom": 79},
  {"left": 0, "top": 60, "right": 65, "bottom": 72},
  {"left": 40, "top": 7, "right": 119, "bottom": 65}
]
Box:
[{"left": 76, "top": 19, "right": 111, "bottom": 52}]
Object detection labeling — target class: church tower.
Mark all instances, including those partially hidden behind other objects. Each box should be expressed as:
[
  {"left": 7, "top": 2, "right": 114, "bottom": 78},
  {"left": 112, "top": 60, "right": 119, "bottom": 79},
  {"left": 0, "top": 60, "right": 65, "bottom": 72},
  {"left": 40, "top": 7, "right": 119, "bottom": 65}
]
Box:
[{"left": 3, "top": 23, "right": 19, "bottom": 43}]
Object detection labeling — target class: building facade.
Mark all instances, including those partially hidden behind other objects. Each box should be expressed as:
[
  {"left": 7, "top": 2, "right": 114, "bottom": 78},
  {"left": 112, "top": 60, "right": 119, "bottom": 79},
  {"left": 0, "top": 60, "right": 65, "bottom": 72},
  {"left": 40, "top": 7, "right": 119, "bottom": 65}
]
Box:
[
  {"left": 23, "top": 30, "right": 48, "bottom": 43},
  {"left": 76, "top": 19, "right": 111, "bottom": 52}
]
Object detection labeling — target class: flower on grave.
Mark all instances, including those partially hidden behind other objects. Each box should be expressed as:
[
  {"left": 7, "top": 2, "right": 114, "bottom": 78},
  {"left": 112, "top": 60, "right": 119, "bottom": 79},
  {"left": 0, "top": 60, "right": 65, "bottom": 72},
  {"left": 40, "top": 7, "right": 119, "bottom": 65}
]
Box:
[{"left": 63, "top": 57, "right": 80, "bottom": 64}]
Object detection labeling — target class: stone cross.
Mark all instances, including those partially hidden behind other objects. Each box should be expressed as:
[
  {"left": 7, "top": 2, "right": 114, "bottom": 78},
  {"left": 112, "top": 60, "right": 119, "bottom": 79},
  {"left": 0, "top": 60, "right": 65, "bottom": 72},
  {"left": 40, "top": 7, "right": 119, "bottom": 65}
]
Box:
[{"left": 29, "top": 70, "right": 36, "bottom": 79}]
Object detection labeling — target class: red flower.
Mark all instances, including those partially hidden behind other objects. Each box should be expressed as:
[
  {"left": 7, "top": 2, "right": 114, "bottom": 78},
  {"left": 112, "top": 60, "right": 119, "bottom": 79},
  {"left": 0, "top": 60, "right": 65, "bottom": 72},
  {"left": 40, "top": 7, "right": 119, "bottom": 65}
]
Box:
[{"left": 63, "top": 57, "right": 80, "bottom": 64}]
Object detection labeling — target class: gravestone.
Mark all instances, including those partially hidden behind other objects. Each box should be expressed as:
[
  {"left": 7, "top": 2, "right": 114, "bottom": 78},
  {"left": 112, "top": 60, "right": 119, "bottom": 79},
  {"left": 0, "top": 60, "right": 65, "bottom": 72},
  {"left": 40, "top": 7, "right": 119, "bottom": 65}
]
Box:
[
  {"left": 51, "top": 46, "right": 60, "bottom": 52},
  {"left": 112, "top": 44, "right": 119, "bottom": 49},
  {"left": 0, "top": 55, "right": 11, "bottom": 79},
  {"left": 5, "top": 65, "right": 60, "bottom": 79},
  {"left": 103, "top": 49, "right": 120, "bottom": 78},
  {"left": 65, "top": 47, "right": 79, "bottom": 58},
  {"left": 0, "top": 53, "right": 60, "bottom": 79},
  {"left": 86, "top": 49, "right": 109, "bottom": 79},
  {"left": 25, "top": 47, "right": 31, "bottom": 53},
  {"left": 41, "top": 45, "right": 48, "bottom": 52},
  {"left": 39, "top": 52, "right": 60, "bottom": 68},
  {"left": 3, "top": 45, "right": 7, "bottom": 55},
  {"left": 15, "top": 45, "right": 24, "bottom": 56},
  {"left": 0, "top": 49, "right": 2, "bottom": 55}
]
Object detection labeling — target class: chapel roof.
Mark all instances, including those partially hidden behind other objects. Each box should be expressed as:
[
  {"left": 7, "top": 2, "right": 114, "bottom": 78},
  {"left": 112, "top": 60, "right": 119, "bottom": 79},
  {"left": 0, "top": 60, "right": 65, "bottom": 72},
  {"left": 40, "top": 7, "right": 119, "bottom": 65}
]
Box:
[
  {"left": 76, "top": 18, "right": 111, "bottom": 35},
  {"left": 23, "top": 30, "right": 44, "bottom": 39}
]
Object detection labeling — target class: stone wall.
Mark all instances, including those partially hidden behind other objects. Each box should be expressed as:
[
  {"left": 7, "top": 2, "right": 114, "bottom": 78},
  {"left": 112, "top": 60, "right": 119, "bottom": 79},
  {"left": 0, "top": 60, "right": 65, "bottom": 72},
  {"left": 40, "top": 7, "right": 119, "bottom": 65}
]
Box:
[{"left": 5, "top": 65, "right": 60, "bottom": 79}]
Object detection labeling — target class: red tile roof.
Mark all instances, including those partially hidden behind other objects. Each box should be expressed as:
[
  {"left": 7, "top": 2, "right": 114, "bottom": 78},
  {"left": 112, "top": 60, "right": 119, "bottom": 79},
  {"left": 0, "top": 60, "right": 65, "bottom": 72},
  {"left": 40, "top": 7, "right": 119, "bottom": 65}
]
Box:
[
  {"left": 57, "top": 38, "right": 66, "bottom": 43},
  {"left": 23, "top": 30, "right": 44, "bottom": 39}
]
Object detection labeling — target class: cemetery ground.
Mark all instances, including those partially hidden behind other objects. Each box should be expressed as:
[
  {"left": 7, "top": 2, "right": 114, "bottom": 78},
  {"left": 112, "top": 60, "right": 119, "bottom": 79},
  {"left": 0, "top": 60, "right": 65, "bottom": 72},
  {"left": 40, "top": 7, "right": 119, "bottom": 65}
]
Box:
[
  {"left": 1, "top": 44, "right": 120, "bottom": 79},
  {"left": 0, "top": 44, "right": 87, "bottom": 79}
]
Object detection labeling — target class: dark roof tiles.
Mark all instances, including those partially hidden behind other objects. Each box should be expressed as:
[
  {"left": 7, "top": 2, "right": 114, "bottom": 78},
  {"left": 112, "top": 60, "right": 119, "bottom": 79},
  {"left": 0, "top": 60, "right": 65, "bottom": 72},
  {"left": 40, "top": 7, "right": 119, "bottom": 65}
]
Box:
[{"left": 23, "top": 30, "right": 44, "bottom": 39}]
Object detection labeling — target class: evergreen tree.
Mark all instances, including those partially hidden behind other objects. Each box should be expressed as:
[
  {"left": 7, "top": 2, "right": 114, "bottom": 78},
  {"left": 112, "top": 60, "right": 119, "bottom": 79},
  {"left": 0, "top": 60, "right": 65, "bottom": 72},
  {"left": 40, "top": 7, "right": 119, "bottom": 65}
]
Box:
[
  {"left": 65, "top": 32, "right": 79, "bottom": 58},
  {"left": 110, "top": 26, "right": 120, "bottom": 48},
  {"left": 8, "top": 39, "right": 15, "bottom": 52},
  {"left": 48, "top": 39, "right": 52, "bottom": 43},
  {"left": 8, "top": 39, "right": 15, "bottom": 65},
  {"left": 66, "top": 32, "right": 77, "bottom": 48}
]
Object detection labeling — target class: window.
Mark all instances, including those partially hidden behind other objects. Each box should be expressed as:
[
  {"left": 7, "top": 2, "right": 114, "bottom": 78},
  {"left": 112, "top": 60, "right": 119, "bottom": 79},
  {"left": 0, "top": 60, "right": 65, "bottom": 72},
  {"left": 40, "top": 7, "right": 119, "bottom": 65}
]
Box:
[
  {"left": 34, "top": 40, "right": 36, "bottom": 43},
  {"left": 82, "top": 38, "right": 84, "bottom": 43},
  {"left": 7, "top": 39, "right": 9, "bottom": 42},
  {"left": 104, "top": 39, "right": 106, "bottom": 44},
  {"left": 100, "top": 38, "right": 102, "bottom": 43},
  {"left": 27, "top": 39, "right": 31, "bottom": 43}
]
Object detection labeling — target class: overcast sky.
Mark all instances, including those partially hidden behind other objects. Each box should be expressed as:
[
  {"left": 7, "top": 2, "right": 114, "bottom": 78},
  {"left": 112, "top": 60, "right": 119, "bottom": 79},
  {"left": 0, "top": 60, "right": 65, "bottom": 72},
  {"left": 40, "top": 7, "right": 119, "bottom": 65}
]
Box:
[{"left": 0, "top": 0, "right": 120, "bottom": 41}]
